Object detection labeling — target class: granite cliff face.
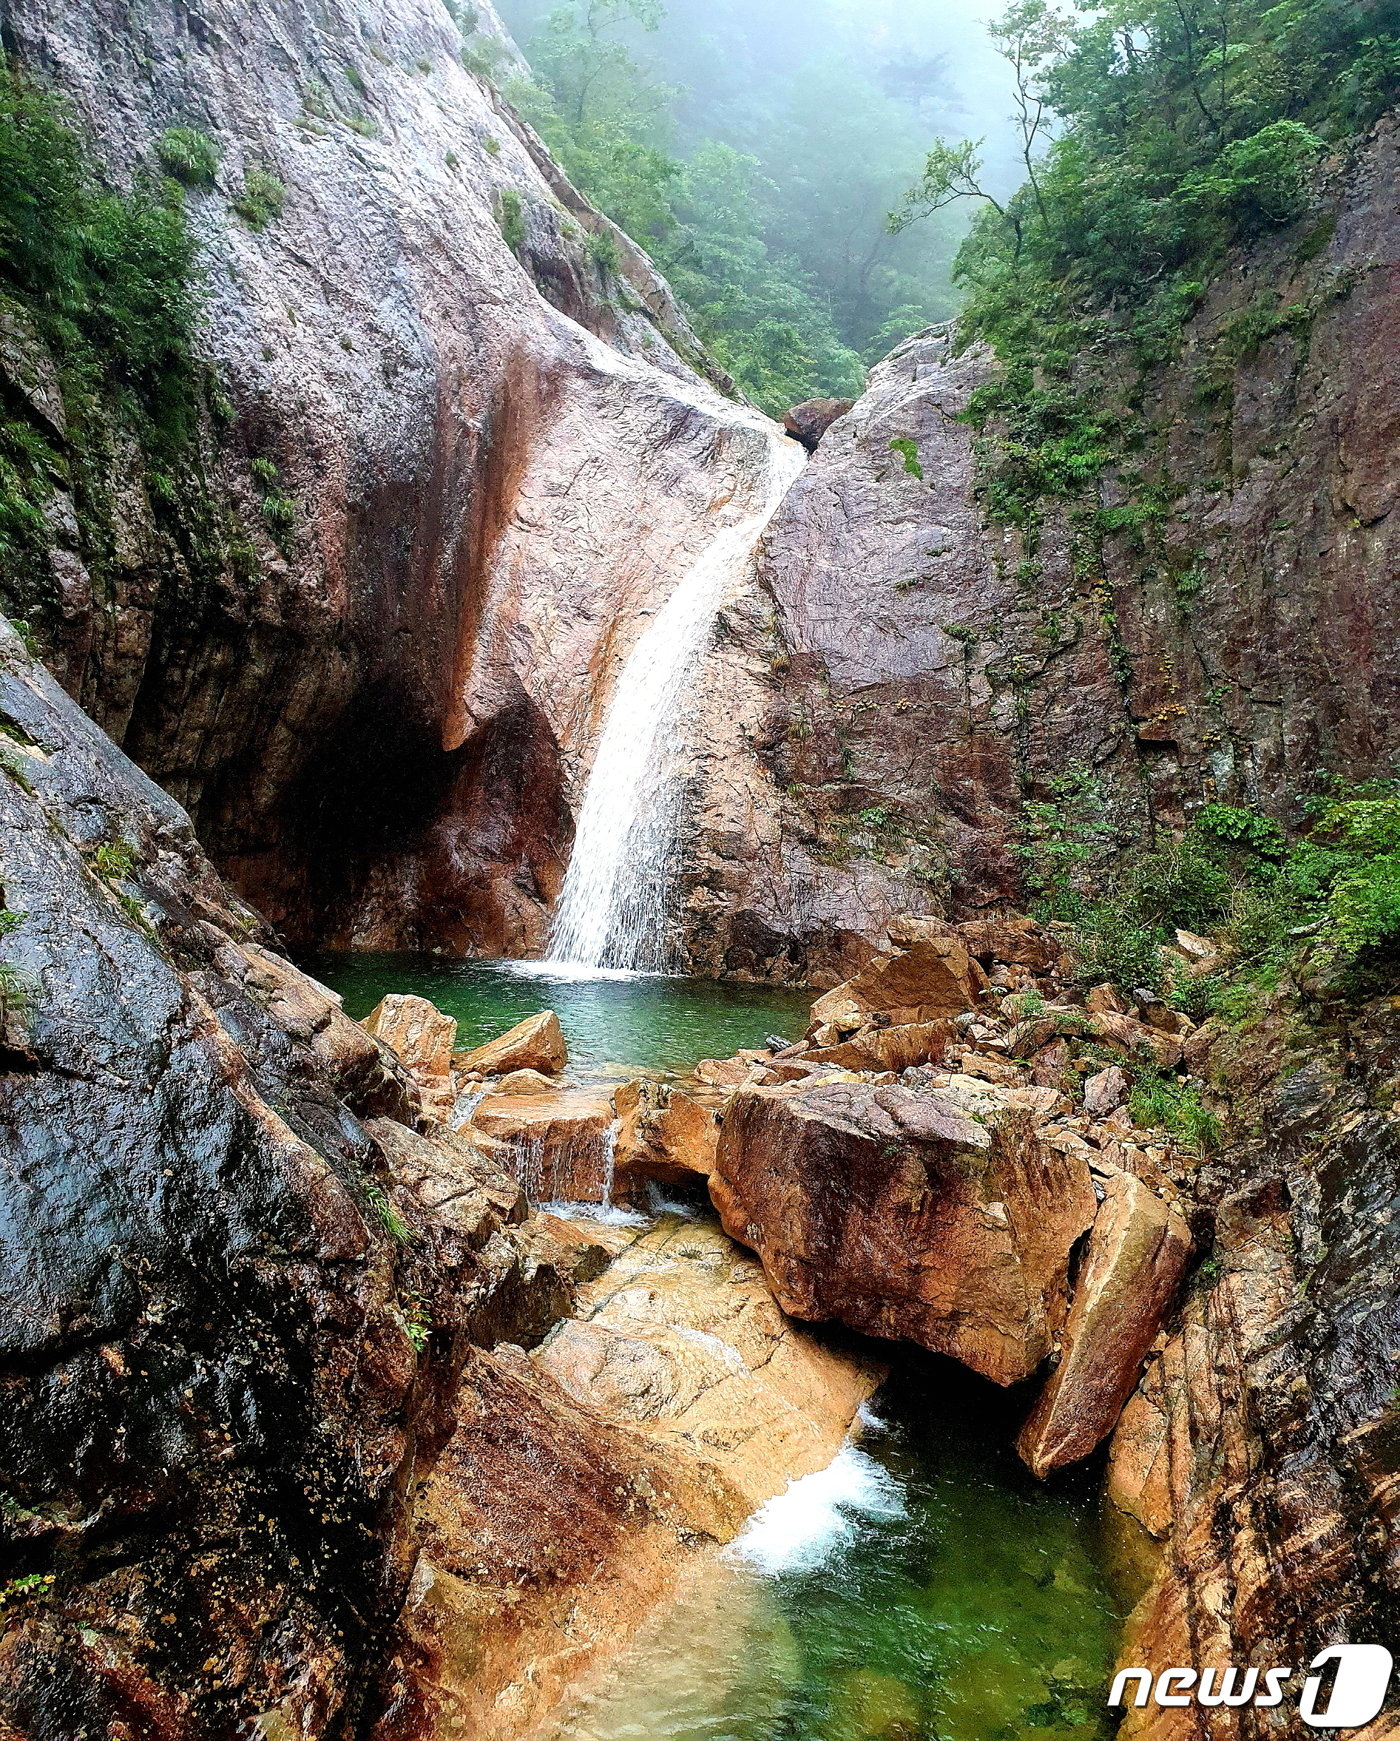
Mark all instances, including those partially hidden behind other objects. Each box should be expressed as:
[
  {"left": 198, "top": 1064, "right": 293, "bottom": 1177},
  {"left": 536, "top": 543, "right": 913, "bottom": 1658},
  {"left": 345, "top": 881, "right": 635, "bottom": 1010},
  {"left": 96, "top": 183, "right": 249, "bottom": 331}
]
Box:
[
  {"left": 0, "top": 0, "right": 787, "bottom": 958},
  {"left": 679, "top": 114, "right": 1400, "bottom": 982},
  {"left": 0, "top": 614, "right": 583, "bottom": 1737}
]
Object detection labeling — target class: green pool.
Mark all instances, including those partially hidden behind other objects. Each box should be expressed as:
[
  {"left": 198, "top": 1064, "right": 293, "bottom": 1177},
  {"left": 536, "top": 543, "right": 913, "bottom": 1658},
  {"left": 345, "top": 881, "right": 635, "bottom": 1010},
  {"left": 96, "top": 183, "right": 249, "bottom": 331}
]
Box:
[
  {"left": 555, "top": 1358, "right": 1124, "bottom": 1741},
  {"left": 303, "top": 953, "right": 814, "bottom": 1077}
]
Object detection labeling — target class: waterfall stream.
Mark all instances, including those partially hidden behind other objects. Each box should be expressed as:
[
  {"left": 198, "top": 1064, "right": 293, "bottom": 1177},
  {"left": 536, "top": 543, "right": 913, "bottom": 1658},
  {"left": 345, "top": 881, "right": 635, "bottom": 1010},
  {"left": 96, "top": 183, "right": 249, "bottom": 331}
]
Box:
[{"left": 547, "top": 432, "right": 806, "bottom": 972}]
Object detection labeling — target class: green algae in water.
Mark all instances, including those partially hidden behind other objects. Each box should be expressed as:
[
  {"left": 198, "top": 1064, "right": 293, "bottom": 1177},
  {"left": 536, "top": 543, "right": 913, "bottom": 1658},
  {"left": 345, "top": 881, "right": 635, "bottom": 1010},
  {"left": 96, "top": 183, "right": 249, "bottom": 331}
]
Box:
[
  {"left": 304, "top": 952, "right": 812, "bottom": 1076},
  {"left": 558, "top": 1359, "right": 1124, "bottom": 1741}
]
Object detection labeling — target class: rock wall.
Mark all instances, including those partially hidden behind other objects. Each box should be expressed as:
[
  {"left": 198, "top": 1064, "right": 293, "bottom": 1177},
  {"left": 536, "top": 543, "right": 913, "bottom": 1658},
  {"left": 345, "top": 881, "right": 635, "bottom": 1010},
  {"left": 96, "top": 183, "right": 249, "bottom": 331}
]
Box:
[
  {"left": 679, "top": 113, "right": 1400, "bottom": 981},
  {"left": 0, "top": 615, "right": 600, "bottom": 1736},
  {"left": 1109, "top": 997, "right": 1400, "bottom": 1739},
  {"left": 0, "top": 0, "right": 789, "bottom": 957}
]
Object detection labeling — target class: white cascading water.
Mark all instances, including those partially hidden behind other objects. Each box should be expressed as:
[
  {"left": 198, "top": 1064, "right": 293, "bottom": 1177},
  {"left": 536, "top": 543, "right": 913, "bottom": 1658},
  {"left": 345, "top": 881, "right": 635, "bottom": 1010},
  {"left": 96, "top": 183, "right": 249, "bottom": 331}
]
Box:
[{"left": 547, "top": 432, "right": 805, "bottom": 973}]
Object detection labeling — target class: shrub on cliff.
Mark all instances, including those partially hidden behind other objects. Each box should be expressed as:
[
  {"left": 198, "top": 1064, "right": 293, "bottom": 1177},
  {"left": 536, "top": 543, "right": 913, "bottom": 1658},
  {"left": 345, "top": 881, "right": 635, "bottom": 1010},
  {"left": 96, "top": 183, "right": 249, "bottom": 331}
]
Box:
[{"left": 0, "top": 62, "right": 212, "bottom": 645}]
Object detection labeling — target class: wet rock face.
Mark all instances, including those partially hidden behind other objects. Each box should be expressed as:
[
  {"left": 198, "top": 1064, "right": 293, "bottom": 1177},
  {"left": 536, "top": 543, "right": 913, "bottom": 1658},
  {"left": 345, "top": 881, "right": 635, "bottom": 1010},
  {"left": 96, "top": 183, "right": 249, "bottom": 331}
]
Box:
[
  {"left": 0, "top": 622, "right": 567, "bottom": 1737},
  {"left": 682, "top": 118, "right": 1400, "bottom": 979},
  {"left": 0, "top": 0, "right": 777, "bottom": 960}
]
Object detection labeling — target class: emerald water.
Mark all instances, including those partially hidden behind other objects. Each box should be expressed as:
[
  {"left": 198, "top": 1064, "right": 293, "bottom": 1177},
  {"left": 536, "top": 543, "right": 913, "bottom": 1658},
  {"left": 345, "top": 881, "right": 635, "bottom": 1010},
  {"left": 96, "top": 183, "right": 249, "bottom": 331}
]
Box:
[
  {"left": 311, "top": 954, "right": 1125, "bottom": 1737},
  {"left": 305, "top": 953, "right": 813, "bottom": 1077},
  {"left": 557, "top": 1359, "right": 1124, "bottom": 1741}
]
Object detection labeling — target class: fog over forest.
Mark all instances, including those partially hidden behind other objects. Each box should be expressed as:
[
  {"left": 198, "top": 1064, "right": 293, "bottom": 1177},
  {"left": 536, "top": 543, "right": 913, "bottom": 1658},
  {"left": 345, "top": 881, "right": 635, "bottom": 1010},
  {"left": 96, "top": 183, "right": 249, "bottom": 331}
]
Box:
[{"left": 486, "top": 0, "right": 1023, "bottom": 409}]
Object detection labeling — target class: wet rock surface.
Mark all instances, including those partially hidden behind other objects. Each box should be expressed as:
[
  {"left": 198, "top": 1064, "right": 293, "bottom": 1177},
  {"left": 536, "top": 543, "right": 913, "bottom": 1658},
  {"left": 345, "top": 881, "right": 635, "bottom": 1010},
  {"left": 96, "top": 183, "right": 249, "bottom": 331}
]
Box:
[{"left": 0, "top": 622, "right": 592, "bottom": 1737}]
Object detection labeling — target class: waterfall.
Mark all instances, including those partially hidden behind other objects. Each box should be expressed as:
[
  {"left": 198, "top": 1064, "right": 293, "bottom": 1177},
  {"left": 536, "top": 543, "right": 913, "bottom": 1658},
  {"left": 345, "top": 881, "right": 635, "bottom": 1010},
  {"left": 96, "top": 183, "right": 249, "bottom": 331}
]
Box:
[{"left": 547, "top": 432, "right": 805, "bottom": 972}]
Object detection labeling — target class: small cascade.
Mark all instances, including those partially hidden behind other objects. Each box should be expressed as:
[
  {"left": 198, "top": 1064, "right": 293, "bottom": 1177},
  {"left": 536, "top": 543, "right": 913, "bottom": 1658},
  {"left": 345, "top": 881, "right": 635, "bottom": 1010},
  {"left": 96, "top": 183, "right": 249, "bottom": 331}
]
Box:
[
  {"left": 511, "top": 1133, "right": 549, "bottom": 1203},
  {"left": 547, "top": 432, "right": 806, "bottom": 973},
  {"left": 598, "top": 1116, "right": 621, "bottom": 1214}
]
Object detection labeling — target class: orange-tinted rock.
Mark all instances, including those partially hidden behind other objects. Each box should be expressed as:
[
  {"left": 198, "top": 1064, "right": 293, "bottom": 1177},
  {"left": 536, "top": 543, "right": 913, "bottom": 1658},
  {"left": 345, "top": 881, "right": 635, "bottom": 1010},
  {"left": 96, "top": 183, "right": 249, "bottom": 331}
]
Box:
[
  {"left": 534, "top": 1216, "right": 883, "bottom": 1512},
  {"left": 614, "top": 1079, "right": 721, "bottom": 1182},
  {"left": 804, "top": 1019, "right": 950, "bottom": 1072},
  {"left": 955, "top": 915, "right": 1064, "bottom": 972},
  {"left": 710, "top": 1080, "right": 1098, "bottom": 1385},
  {"left": 493, "top": 1067, "right": 563, "bottom": 1095},
  {"left": 1084, "top": 1064, "right": 1129, "bottom": 1115},
  {"left": 1088, "top": 1009, "right": 1184, "bottom": 1069},
  {"left": 455, "top": 1009, "right": 568, "bottom": 1078},
  {"left": 1018, "top": 1170, "right": 1191, "bottom": 1476},
  {"left": 807, "top": 938, "right": 986, "bottom": 1036},
  {"left": 471, "top": 1089, "right": 616, "bottom": 1203},
  {"left": 384, "top": 1345, "right": 745, "bottom": 1741},
  {"left": 693, "top": 1056, "right": 753, "bottom": 1087},
  {"left": 1106, "top": 1359, "right": 1172, "bottom": 1539},
  {"left": 364, "top": 993, "right": 458, "bottom": 1119}
]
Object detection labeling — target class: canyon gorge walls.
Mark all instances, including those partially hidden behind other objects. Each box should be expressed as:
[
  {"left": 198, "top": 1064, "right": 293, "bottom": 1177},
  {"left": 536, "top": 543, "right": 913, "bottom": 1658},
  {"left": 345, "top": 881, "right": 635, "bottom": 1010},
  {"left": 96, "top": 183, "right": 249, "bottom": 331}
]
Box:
[
  {"left": 0, "top": 0, "right": 787, "bottom": 958},
  {"left": 680, "top": 115, "right": 1400, "bottom": 982}
]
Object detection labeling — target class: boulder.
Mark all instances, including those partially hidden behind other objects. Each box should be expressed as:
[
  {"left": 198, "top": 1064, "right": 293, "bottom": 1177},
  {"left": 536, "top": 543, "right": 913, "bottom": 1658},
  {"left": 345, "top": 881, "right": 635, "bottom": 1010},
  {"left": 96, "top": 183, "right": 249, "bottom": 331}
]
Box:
[
  {"left": 886, "top": 913, "right": 959, "bottom": 947},
  {"left": 693, "top": 1056, "right": 755, "bottom": 1087},
  {"left": 614, "top": 1079, "right": 722, "bottom": 1182},
  {"left": 804, "top": 1019, "right": 950, "bottom": 1073},
  {"left": 493, "top": 1068, "right": 563, "bottom": 1096},
  {"left": 1088, "top": 1009, "right": 1185, "bottom": 1070},
  {"left": 955, "top": 916, "right": 1064, "bottom": 973},
  {"left": 454, "top": 1009, "right": 568, "bottom": 1078},
  {"left": 709, "top": 1079, "right": 1098, "bottom": 1385},
  {"left": 1017, "top": 1170, "right": 1191, "bottom": 1477},
  {"left": 1084, "top": 1064, "right": 1129, "bottom": 1116},
  {"left": 807, "top": 938, "right": 986, "bottom": 1037},
  {"left": 534, "top": 1217, "right": 883, "bottom": 1511},
  {"left": 783, "top": 396, "right": 856, "bottom": 451},
  {"left": 471, "top": 1089, "right": 618, "bottom": 1204},
  {"left": 363, "top": 993, "right": 458, "bottom": 1119}
]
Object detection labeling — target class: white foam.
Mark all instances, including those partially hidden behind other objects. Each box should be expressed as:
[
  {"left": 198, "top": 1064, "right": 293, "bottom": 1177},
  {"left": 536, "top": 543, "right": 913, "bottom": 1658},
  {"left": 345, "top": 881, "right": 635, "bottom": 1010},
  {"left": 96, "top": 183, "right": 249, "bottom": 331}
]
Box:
[
  {"left": 726, "top": 1442, "right": 907, "bottom": 1577},
  {"left": 539, "top": 1200, "right": 651, "bottom": 1228}
]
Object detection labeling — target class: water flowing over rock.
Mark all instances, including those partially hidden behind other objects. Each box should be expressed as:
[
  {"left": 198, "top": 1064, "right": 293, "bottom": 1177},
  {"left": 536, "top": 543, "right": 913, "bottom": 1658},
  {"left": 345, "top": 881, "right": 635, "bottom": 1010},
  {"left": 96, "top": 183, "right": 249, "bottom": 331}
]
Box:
[
  {"left": 546, "top": 432, "right": 806, "bottom": 971},
  {"left": 0, "top": 0, "right": 790, "bottom": 960}
]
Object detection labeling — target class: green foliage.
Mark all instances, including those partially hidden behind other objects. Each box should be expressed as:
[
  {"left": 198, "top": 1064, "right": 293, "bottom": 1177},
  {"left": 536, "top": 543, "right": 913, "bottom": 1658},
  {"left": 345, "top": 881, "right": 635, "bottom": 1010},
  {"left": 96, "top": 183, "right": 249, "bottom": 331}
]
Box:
[
  {"left": 157, "top": 126, "right": 220, "bottom": 189},
  {"left": 0, "top": 1573, "right": 53, "bottom": 1609},
  {"left": 363, "top": 1179, "right": 412, "bottom": 1244},
  {"left": 935, "top": 0, "right": 1400, "bottom": 522},
  {"left": 587, "top": 226, "right": 621, "bottom": 275},
  {"left": 233, "top": 166, "right": 287, "bottom": 231},
  {"left": 1016, "top": 763, "right": 1118, "bottom": 908},
  {"left": 1033, "top": 776, "right": 1400, "bottom": 1012},
  {"left": 497, "top": 1, "right": 956, "bottom": 410},
  {"left": 1128, "top": 1066, "right": 1221, "bottom": 1152},
  {"left": 0, "top": 909, "right": 22, "bottom": 937},
  {"left": 1065, "top": 901, "right": 1166, "bottom": 993},
  {"left": 888, "top": 437, "right": 923, "bottom": 480},
  {"left": 91, "top": 839, "right": 138, "bottom": 881},
  {"left": 0, "top": 64, "right": 219, "bottom": 643},
  {"left": 498, "top": 186, "right": 525, "bottom": 252}
]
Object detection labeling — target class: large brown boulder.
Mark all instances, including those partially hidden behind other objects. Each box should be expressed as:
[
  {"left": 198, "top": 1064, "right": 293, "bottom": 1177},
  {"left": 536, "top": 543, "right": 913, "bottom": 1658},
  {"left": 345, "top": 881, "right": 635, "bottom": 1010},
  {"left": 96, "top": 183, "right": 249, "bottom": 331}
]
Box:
[
  {"left": 1017, "top": 1169, "right": 1191, "bottom": 1477},
  {"left": 804, "top": 1019, "right": 949, "bottom": 1072},
  {"left": 614, "top": 1079, "right": 722, "bottom": 1183},
  {"left": 709, "top": 1079, "right": 1097, "bottom": 1385},
  {"left": 455, "top": 1009, "right": 568, "bottom": 1078},
  {"left": 363, "top": 993, "right": 458, "bottom": 1119},
  {"left": 807, "top": 937, "right": 986, "bottom": 1037},
  {"left": 783, "top": 396, "right": 855, "bottom": 451}
]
